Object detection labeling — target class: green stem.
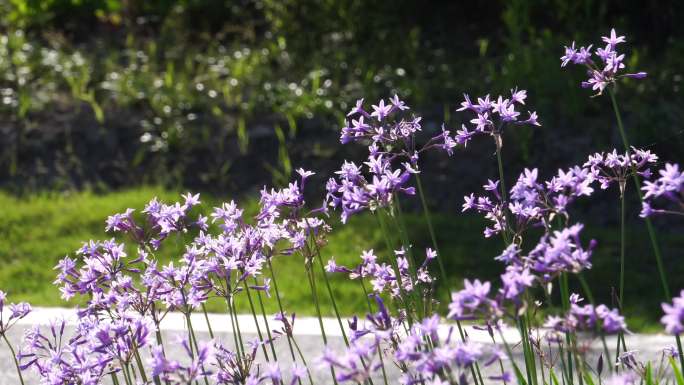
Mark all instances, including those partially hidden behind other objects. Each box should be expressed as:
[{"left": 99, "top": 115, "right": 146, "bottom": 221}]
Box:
[
  {"left": 186, "top": 314, "right": 210, "bottom": 385},
  {"left": 201, "top": 303, "right": 215, "bottom": 339},
  {"left": 227, "top": 295, "right": 243, "bottom": 357},
  {"left": 311, "top": 231, "right": 350, "bottom": 347},
  {"left": 244, "top": 284, "right": 270, "bottom": 361},
  {"left": 559, "top": 274, "right": 574, "bottom": 385},
  {"left": 389, "top": 200, "right": 425, "bottom": 319},
  {"left": 2, "top": 333, "right": 25, "bottom": 385},
  {"left": 132, "top": 346, "right": 149, "bottom": 384},
  {"left": 375, "top": 211, "right": 414, "bottom": 326},
  {"left": 616, "top": 193, "right": 626, "bottom": 368},
  {"left": 228, "top": 296, "right": 245, "bottom": 356},
  {"left": 292, "top": 332, "right": 316, "bottom": 385},
  {"left": 608, "top": 88, "right": 684, "bottom": 371},
  {"left": 608, "top": 88, "right": 669, "bottom": 299},
  {"left": 267, "top": 258, "right": 299, "bottom": 362},
  {"left": 111, "top": 372, "right": 121, "bottom": 385},
  {"left": 254, "top": 276, "right": 278, "bottom": 361},
  {"left": 495, "top": 137, "right": 511, "bottom": 245},
  {"left": 303, "top": 261, "right": 339, "bottom": 385},
  {"left": 415, "top": 173, "right": 448, "bottom": 283}
]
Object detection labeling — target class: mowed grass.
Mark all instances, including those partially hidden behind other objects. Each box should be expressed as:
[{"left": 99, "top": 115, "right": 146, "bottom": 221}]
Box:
[{"left": 0, "top": 187, "right": 681, "bottom": 331}]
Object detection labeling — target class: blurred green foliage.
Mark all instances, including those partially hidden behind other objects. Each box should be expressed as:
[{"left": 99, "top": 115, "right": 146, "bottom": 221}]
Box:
[{"left": 0, "top": 0, "right": 681, "bottom": 194}]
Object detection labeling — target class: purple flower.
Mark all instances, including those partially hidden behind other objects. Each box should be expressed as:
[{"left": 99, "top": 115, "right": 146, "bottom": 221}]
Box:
[
  {"left": 561, "top": 28, "right": 646, "bottom": 95},
  {"left": 661, "top": 290, "right": 684, "bottom": 334},
  {"left": 452, "top": 89, "right": 540, "bottom": 148},
  {"left": 640, "top": 163, "right": 684, "bottom": 217},
  {"left": 448, "top": 279, "right": 500, "bottom": 320}
]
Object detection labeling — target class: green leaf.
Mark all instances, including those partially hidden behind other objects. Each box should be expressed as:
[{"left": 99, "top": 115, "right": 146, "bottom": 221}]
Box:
[
  {"left": 669, "top": 357, "right": 684, "bottom": 385},
  {"left": 582, "top": 372, "right": 596, "bottom": 385},
  {"left": 550, "top": 370, "right": 560, "bottom": 385}
]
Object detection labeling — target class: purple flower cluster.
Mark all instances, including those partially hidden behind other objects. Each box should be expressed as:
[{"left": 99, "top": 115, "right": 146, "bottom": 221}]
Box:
[
  {"left": 561, "top": 28, "right": 647, "bottom": 94},
  {"left": 464, "top": 166, "right": 594, "bottom": 239},
  {"left": 454, "top": 88, "right": 540, "bottom": 148},
  {"left": 330, "top": 95, "right": 480, "bottom": 222},
  {"left": 464, "top": 147, "right": 656, "bottom": 240},
  {"left": 447, "top": 279, "right": 501, "bottom": 321},
  {"left": 641, "top": 163, "right": 684, "bottom": 217},
  {"left": 585, "top": 148, "right": 658, "bottom": 193},
  {"left": 0, "top": 291, "right": 31, "bottom": 334},
  {"left": 106, "top": 192, "right": 205, "bottom": 249},
  {"left": 448, "top": 223, "right": 594, "bottom": 326},
  {"left": 325, "top": 248, "right": 436, "bottom": 299},
  {"left": 18, "top": 316, "right": 152, "bottom": 385},
  {"left": 321, "top": 296, "right": 506, "bottom": 385},
  {"left": 544, "top": 294, "right": 626, "bottom": 334}
]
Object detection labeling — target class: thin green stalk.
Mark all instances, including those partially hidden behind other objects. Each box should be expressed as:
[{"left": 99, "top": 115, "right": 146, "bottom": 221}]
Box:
[
  {"left": 495, "top": 137, "right": 511, "bottom": 245},
  {"left": 360, "top": 280, "right": 388, "bottom": 385},
  {"left": 2, "top": 333, "right": 25, "bottom": 385},
  {"left": 303, "top": 261, "right": 339, "bottom": 385},
  {"left": 619, "top": 193, "right": 626, "bottom": 314},
  {"left": 201, "top": 303, "right": 215, "bottom": 339},
  {"left": 415, "top": 173, "right": 448, "bottom": 283},
  {"left": 375, "top": 211, "right": 414, "bottom": 326},
  {"left": 608, "top": 88, "right": 669, "bottom": 298},
  {"left": 111, "top": 372, "right": 121, "bottom": 385},
  {"left": 577, "top": 274, "right": 613, "bottom": 374},
  {"left": 497, "top": 328, "right": 528, "bottom": 385},
  {"left": 254, "top": 277, "right": 278, "bottom": 361},
  {"left": 228, "top": 296, "right": 245, "bottom": 356},
  {"left": 244, "top": 284, "right": 270, "bottom": 361},
  {"left": 122, "top": 362, "right": 134, "bottom": 385},
  {"left": 311, "top": 232, "right": 350, "bottom": 346},
  {"left": 616, "top": 193, "right": 626, "bottom": 365},
  {"left": 267, "top": 258, "right": 298, "bottom": 362},
  {"left": 186, "top": 314, "right": 210, "bottom": 385},
  {"left": 132, "top": 346, "right": 149, "bottom": 384},
  {"left": 559, "top": 273, "right": 574, "bottom": 385},
  {"left": 227, "top": 295, "right": 243, "bottom": 357},
  {"left": 388, "top": 201, "right": 425, "bottom": 320},
  {"left": 608, "top": 88, "right": 684, "bottom": 371},
  {"left": 291, "top": 332, "right": 316, "bottom": 385}
]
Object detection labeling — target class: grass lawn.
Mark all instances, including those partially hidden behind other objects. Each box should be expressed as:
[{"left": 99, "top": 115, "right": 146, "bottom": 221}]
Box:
[{"left": 0, "top": 187, "right": 680, "bottom": 332}]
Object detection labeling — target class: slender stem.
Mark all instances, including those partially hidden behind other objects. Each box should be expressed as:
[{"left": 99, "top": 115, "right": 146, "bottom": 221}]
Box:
[
  {"left": 495, "top": 137, "right": 511, "bottom": 245},
  {"left": 559, "top": 273, "right": 574, "bottom": 385},
  {"left": 227, "top": 295, "right": 242, "bottom": 357},
  {"left": 291, "top": 333, "right": 316, "bottom": 385},
  {"left": 388, "top": 200, "right": 425, "bottom": 319},
  {"left": 267, "top": 258, "right": 299, "bottom": 362},
  {"left": 577, "top": 274, "right": 613, "bottom": 374},
  {"left": 122, "top": 362, "right": 133, "bottom": 385},
  {"left": 303, "top": 261, "right": 339, "bottom": 385},
  {"left": 111, "top": 372, "right": 121, "bottom": 385},
  {"left": 618, "top": 194, "right": 626, "bottom": 311},
  {"left": 186, "top": 314, "right": 210, "bottom": 385},
  {"left": 132, "top": 346, "right": 149, "bottom": 384},
  {"left": 244, "top": 284, "right": 270, "bottom": 361},
  {"left": 608, "top": 88, "right": 684, "bottom": 371},
  {"left": 376, "top": 211, "right": 414, "bottom": 326},
  {"left": 2, "top": 333, "right": 25, "bottom": 385},
  {"left": 311, "top": 231, "right": 350, "bottom": 346},
  {"left": 616, "top": 193, "right": 626, "bottom": 368},
  {"left": 200, "top": 304, "right": 215, "bottom": 339},
  {"left": 415, "top": 173, "right": 448, "bottom": 282},
  {"left": 608, "top": 88, "right": 669, "bottom": 298},
  {"left": 254, "top": 277, "right": 278, "bottom": 361},
  {"left": 228, "top": 296, "right": 245, "bottom": 356}
]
